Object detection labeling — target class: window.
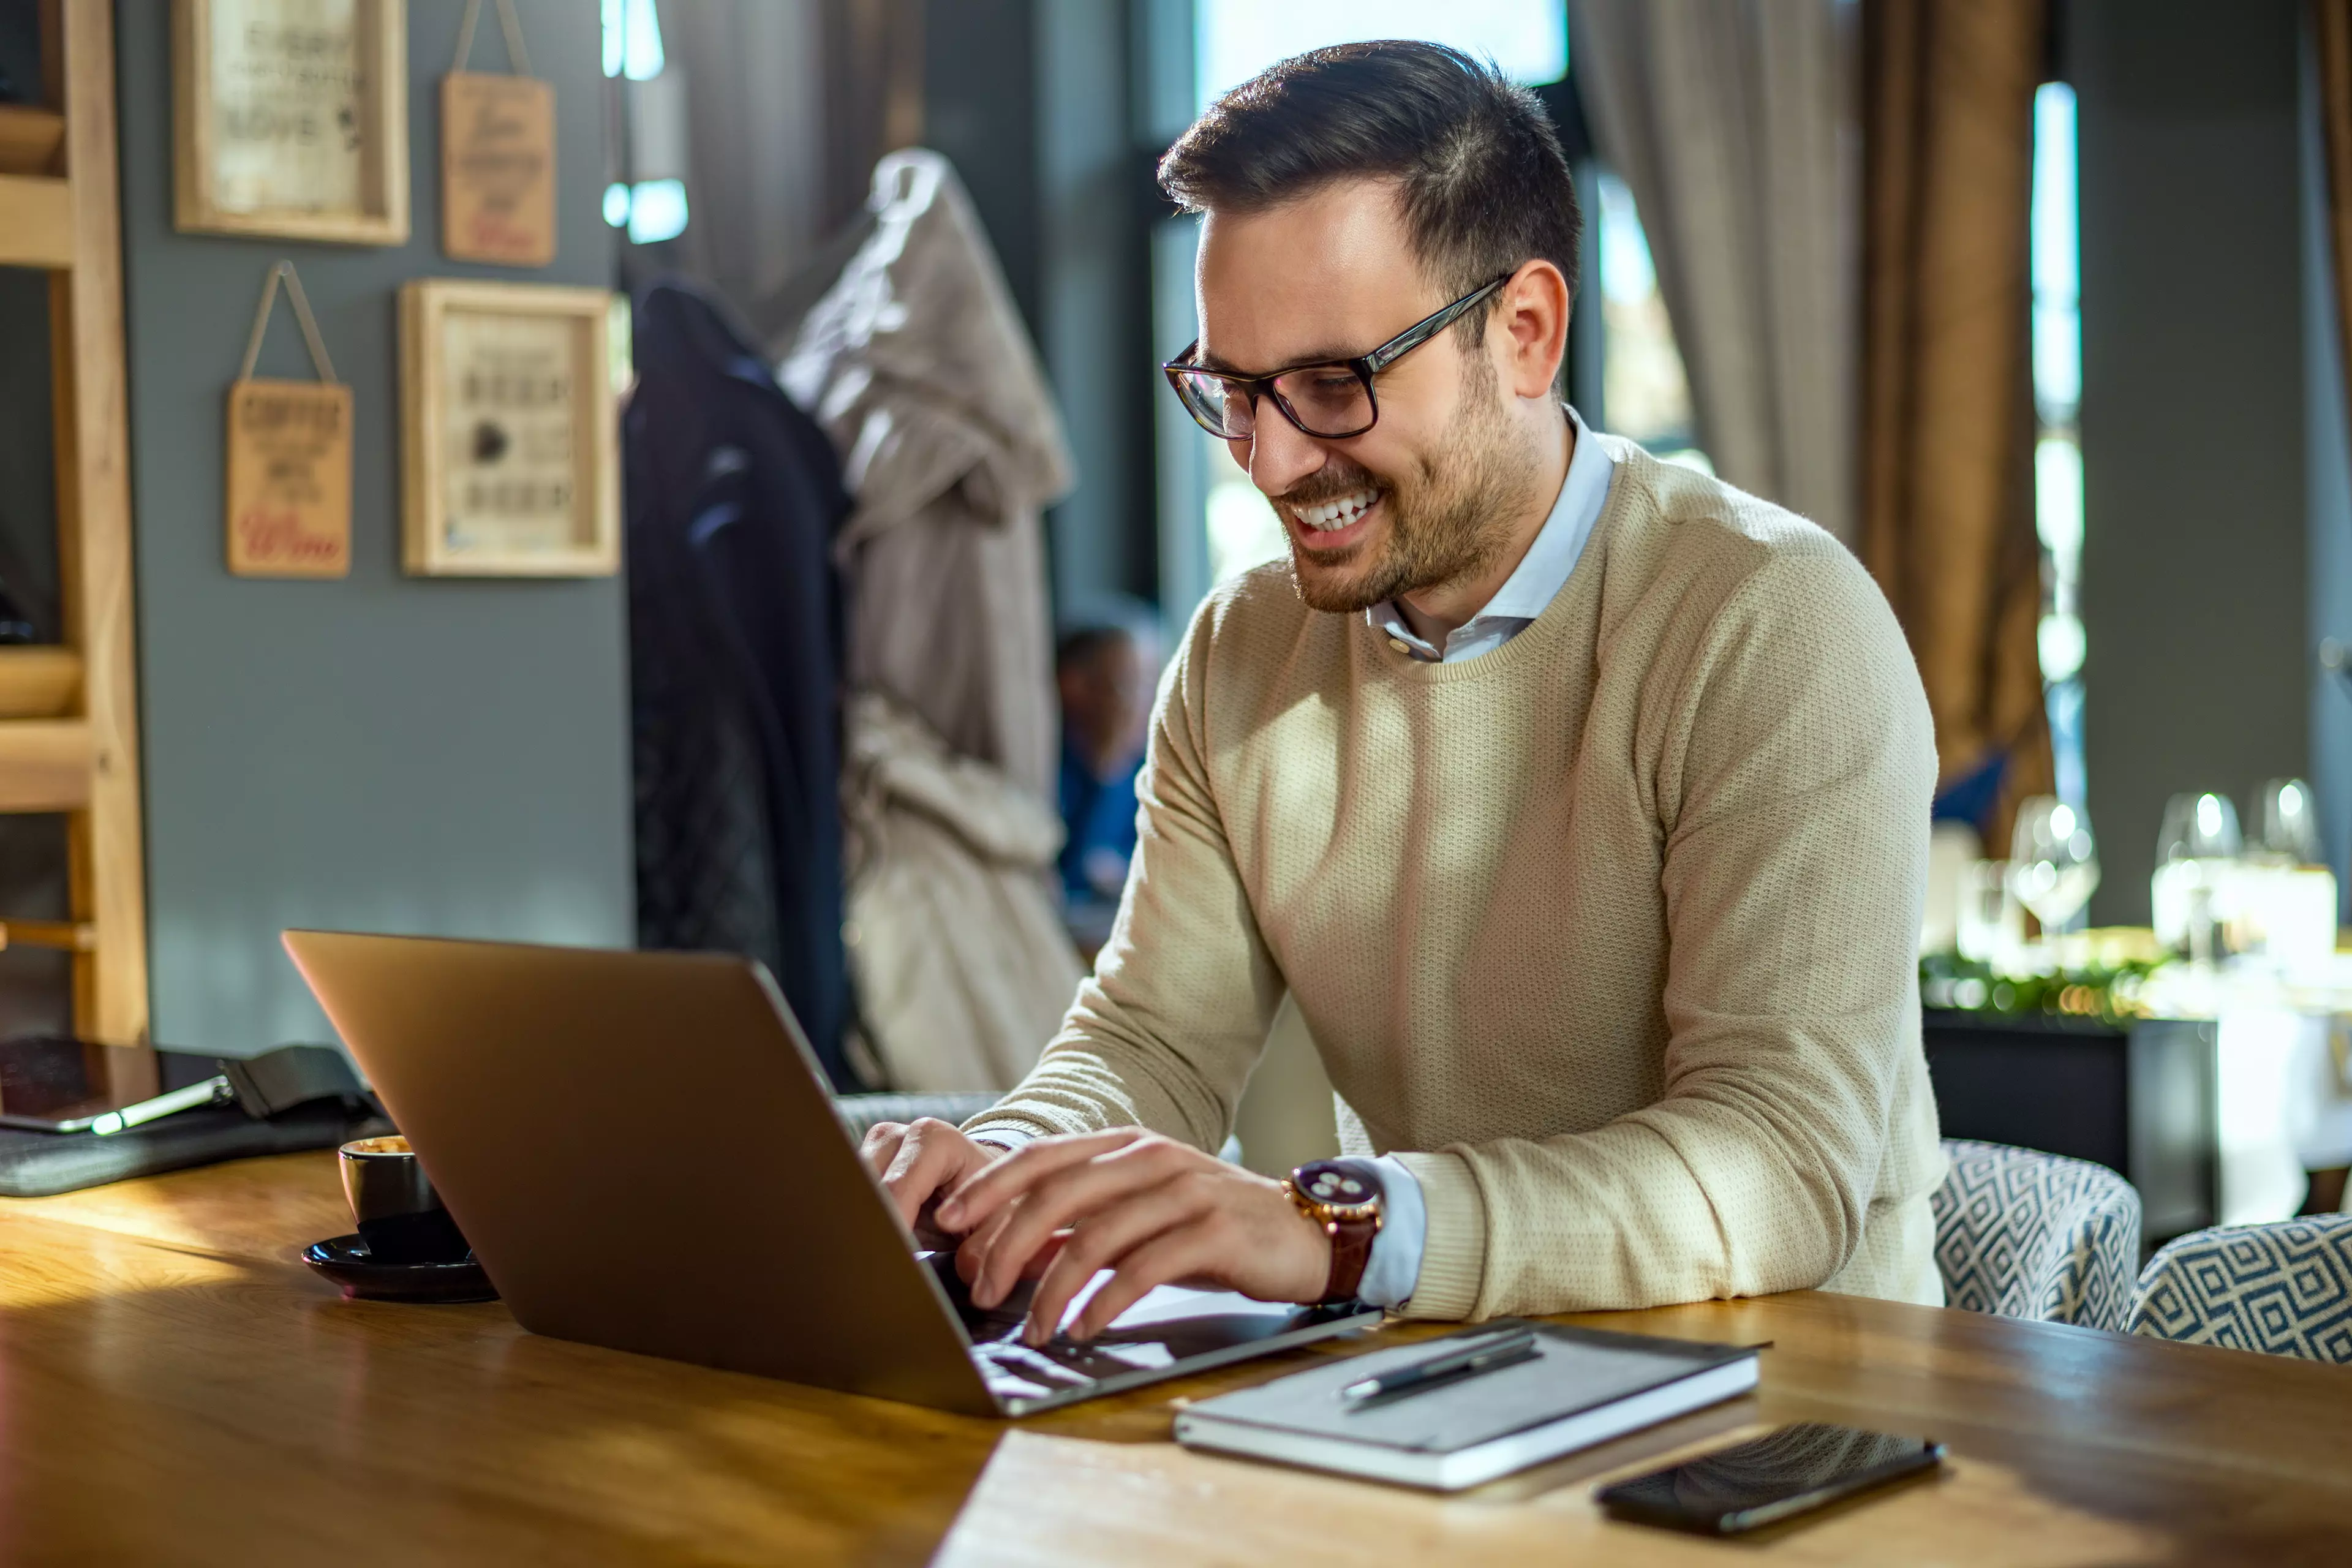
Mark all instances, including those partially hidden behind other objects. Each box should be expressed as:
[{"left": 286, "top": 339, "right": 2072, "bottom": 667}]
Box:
[
  {"left": 601, "top": 0, "right": 688, "bottom": 246},
  {"left": 1594, "top": 171, "right": 1708, "bottom": 472},
  {"left": 2033, "top": 82, "right": 2086, "bottom": 807}
]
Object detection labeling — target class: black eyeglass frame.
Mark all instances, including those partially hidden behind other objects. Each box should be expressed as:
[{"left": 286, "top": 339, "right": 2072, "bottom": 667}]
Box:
[{"left": 1162, "top": 274, "right": 1512, "bottom": 442}]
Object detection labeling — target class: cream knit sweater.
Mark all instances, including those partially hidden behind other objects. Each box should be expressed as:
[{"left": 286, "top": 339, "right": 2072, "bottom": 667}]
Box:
[{"left": 969, "top": 439, "right": 1947, "bottom": 1321}]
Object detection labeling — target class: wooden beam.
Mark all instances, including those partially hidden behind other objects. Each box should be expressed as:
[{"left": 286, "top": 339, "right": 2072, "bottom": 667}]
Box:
[
  {"left": 0, "top": 720, "right": 93, "bottom": 811},
  {"left": 0, "top": 647, "right": 82, "bottom": 719},
  {"left": 0, "top": 175, "right": 74, "bottom": 268},
  {"left": 51, "top": 0, "right": 147, "bottom": 1047},
  {"left": 0, "top": 105, "right": 66, "bottom": 177}
]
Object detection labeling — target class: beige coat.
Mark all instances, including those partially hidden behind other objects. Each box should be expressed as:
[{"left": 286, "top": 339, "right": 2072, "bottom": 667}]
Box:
[{"left": 782, "top": 150, "right": 1081, "bottom": 1090}]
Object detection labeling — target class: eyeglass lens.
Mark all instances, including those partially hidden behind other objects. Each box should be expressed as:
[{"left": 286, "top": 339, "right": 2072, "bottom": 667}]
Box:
[{"left": 1172, "top": 366, "right": 1373, "bottom": 440}]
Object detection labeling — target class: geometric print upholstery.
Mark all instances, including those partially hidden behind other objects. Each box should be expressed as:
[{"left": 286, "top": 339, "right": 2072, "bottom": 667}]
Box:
[
  {"left": 2126, "top": 1215, "right": 2352, "bottom": 1364},
  {"left": 1931, "top": 1139, "right": 2143, "bottom": 1333}
]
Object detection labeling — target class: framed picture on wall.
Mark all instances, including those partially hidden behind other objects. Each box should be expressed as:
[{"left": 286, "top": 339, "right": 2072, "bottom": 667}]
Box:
[
  {"left": 398, "top": 279, "right": 619, "bottom": 578},
  {"left": 173, "top": 0, "right": 411, "bottom": 245}
]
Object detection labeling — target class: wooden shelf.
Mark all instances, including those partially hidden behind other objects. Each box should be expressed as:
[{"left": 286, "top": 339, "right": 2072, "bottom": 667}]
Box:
[
  {"left": 0, "top": 173, "right": 73, "bottom": 269},
  {"left": 0, "top": 647, "right": 81, "bottom": 720},
  {"left": 0, "top": 104, "right": 65, "bottom": 176},
  {"left": 0, "top": 720, "right": 91, "bottom": 813}
]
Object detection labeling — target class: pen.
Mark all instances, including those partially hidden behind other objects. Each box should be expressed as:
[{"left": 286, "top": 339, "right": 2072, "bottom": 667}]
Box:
[{"left": 1340, "top": 1326, "right": 1540, "bottom": 1405}]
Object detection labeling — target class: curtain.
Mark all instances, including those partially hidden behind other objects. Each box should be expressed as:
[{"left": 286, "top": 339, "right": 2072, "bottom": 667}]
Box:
[
  {"left": 1860, "top": 0, "right": 2050, "bottom": 839},
  {"left": 1566, "top": 0, "right": 1858, "bottom": 543},
  {"left": 2317, "top": 2, "right": 2352, "bottom": 420},
  {"left": 658, "top": 0, "right": 922, "bottom": 340}
]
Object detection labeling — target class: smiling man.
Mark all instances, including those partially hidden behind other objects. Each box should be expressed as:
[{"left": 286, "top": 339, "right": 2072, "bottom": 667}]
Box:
[{"left": 861, "top": 41, "right": 1943, "bottom": 1346}]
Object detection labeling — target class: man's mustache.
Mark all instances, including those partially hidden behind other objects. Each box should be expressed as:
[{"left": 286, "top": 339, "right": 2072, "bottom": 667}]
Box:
[{"left": 1271, "top": 462, "right": 1389, "bottom": 510}]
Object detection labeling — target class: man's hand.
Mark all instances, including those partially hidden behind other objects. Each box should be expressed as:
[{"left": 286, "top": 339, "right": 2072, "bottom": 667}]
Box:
[
  {"left": 859, "top": 1118, "right": 1009, "bottom": 1249},
  {"left": 935, "top": 1129, "right": 1332, "bottom": 1346}
]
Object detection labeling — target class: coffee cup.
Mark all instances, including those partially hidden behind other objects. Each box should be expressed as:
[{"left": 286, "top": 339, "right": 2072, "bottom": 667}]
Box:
[{"left": 339, "top": 1135, "right": 470, "bottom": 1265}]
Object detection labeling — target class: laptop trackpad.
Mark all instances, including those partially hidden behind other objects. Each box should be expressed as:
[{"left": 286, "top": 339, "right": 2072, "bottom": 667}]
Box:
[{"left": 923, "top": 1252, "right": 1316, "bottom": 1403}]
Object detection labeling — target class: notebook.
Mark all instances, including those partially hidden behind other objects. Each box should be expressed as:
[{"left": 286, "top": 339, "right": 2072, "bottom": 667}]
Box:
[{"left": 1172, "top": 1321, "right": 1760, "bottom": 1491}]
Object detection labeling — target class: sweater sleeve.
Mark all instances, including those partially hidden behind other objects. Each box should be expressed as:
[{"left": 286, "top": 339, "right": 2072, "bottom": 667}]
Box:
[
  {"left": 964, "top": 595, "right": 1287, "bottom": 1152},
  {"left": 1392, "top": 544, "right": 1937, "bottom": 1320}
]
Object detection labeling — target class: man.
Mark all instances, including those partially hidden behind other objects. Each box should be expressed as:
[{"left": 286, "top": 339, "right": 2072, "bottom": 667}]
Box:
[{"left": 863, "top": 41, "right": 1942, "bottom": 1348}]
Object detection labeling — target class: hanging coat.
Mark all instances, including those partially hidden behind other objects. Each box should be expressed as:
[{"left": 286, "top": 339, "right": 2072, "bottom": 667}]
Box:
[
  {"left": 626, "top": 280, "right": 857, "bottom": 1088},
  {"left": 780, "top": 150, "right": 1082, "bottom": 1091}
]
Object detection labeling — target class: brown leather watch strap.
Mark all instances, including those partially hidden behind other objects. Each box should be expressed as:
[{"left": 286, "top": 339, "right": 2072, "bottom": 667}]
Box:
[{"left": 1319, "top": 1211, "right": 1378, "bottom": 1305}]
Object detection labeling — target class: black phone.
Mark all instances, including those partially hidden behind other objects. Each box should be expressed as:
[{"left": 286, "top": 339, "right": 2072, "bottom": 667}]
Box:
[{"left": 1596, "top": 1422, "right": 1944, "bottom": 1536}]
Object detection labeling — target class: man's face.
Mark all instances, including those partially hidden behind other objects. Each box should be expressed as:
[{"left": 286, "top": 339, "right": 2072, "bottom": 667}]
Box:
[{"left": 1196, "top": 179, "right": 1520, "bottom": 612}]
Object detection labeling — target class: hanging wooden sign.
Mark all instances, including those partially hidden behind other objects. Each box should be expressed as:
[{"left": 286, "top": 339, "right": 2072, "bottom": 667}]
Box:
[
  {"left": 442, "top": 0, "right": 556, "bottom": 267},
  {"left": 225, "top": 262, "right": 352, "bottom": 578}
]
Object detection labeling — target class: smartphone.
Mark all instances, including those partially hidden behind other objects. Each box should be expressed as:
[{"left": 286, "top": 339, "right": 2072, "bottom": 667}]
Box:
[{"left": 1596, "top": 1422, "right": 1944, "bottom": 1536}]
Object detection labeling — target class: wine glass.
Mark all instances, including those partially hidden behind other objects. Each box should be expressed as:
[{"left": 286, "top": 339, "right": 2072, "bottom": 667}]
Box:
[
  {"left": 2254, "top": 778, "right": 2321, "bottom": 864},
  {"left": 2010, "top": 796, "right": 2100, "bottom": 937},
  {"left": 2157, "top": 791, "right": 2242, "bottom": 864},
  {"left": 2152, "top": 792, "right": 2241, "bottom": 962}
]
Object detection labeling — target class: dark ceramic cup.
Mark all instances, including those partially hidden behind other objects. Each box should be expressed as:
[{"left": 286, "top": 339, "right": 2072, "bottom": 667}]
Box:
[{"left": 338, "top": 1135, "right": 470, "bottom": 1265}]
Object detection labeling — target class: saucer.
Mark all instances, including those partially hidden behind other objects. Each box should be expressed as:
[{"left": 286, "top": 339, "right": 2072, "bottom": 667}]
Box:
[{"left": 301, "top": 1232, "right": 499, "bottom": 1303}]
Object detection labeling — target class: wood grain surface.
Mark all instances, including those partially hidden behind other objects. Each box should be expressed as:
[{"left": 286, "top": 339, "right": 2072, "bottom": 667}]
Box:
[{"left": 0, "top": 1153, "right": 2346, "bottom": 1566}]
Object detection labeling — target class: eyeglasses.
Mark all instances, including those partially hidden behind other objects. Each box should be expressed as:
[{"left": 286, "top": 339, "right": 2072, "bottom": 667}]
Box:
[{"left": 1162, "top": 275, "right": 1509, "bottom": 442}]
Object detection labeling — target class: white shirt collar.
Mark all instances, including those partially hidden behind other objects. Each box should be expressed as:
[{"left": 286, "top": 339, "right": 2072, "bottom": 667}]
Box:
[{"left": 1370, "top": 405, "right": 1615, "bottom": 662}]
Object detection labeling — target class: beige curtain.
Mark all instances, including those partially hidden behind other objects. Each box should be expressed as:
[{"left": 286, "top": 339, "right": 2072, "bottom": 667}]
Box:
[
  {"left": 659, "top": 0, "right": 922, "bottom": 338},
  {"left": 1860, "top": 0, "right": 2050, "bottom": 835},
  {"left": 1566, "top": 0, "right": 1858, "bottom": 543}
]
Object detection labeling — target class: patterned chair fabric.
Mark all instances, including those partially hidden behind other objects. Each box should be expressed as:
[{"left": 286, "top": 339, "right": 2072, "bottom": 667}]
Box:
[
  {"left": 1931, "top": 1139, "right": 2142, "bottom": 1332},
  {"left": 835, "top": 1092, "right": 1001, "bottom": 1143},
  {"left": 2126, "top": 1215, "right": 2352, "bottom": 1363}
]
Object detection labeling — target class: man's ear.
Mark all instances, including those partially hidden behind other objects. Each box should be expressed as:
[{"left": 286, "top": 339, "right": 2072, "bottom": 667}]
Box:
[{"left": 1494, "top": 259, "right": 1570, "bottom": 402}]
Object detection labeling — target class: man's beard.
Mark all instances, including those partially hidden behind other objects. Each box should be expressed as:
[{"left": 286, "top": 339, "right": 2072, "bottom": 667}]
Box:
[{"left": 1278, "top": 361, "right": 1523, "bottom": 615}]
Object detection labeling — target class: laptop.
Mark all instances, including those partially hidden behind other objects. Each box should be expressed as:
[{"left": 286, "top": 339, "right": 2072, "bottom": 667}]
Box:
[{"left": 282, "top": 932, "right": 1380, "bottom": 1416}]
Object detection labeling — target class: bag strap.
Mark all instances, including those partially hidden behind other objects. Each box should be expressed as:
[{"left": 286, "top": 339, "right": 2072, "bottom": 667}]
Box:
[
  {"left": 237, "top": 261, "right": 338, "bottom": 385},
  {"left": 452, "top": 0, "right": 532, "bottom": 77}
]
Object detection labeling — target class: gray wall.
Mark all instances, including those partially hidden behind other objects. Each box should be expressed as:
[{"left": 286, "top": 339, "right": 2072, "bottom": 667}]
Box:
[
  {"left": 113, "top": 0, "right": 631, "bottom": 1053},
  {"left": 2076, "top": 0, "right": 2310, "bottom": 924}
]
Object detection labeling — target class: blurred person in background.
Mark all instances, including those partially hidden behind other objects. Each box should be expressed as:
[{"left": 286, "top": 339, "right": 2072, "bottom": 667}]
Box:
[{"left": 1055, "top": 613, "right": 1160, "bottom": 955}]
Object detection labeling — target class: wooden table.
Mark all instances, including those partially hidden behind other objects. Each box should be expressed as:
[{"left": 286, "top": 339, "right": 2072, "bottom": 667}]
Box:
[{"left": 1, "top": 1155, "right": 2348, "bottom": 1565}]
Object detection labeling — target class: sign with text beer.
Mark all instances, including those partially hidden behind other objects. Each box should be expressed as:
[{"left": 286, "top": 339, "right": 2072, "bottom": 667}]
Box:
[
  {"left": 442, "top": 0, "right": 556, "bottom": 266},
  {"left": 225, "top": 262, "right": 351, "bottom": 579},
  {"left": 398, "top": 280, "right": 619, "bottom": 578},
  {"left": 174, "top": 0, "right": 410, "bottom": 245}
]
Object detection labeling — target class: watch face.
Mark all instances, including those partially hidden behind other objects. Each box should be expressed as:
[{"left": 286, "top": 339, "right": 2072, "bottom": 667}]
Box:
[{"left": 1294, "top": 1159, "right": 1382, "bottom": 1218}]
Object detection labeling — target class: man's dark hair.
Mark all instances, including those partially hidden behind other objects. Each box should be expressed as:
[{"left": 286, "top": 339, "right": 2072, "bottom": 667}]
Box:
[{"left": 1159, "top": 42, "right": 1581, "bottom": 331}]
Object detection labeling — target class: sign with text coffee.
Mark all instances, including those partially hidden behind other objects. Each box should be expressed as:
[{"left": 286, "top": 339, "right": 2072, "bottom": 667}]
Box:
[{"left": 225, "top": 378, "right": 353, "bottom": 578}]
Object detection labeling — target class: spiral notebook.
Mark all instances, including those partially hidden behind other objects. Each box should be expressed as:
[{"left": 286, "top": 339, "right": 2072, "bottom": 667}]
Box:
[{"left": 1172, "top": 1321, "right": 1760, "bottom": 1491}]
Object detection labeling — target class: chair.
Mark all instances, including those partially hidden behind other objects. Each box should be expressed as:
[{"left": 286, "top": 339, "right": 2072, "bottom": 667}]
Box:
[
  {"left": 1931, "top": 1139, "right": 2142, "bottom": 1332},
  {"left": 2125, "top": 1215, "right": 2352, "bottom": 1363}
]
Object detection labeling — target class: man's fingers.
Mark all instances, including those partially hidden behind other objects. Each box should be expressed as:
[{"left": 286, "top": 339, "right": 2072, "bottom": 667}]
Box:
[
  {"left": 969, "top": 1139, "right": 1193, "bottom": 1307},
  {"left": 1019, "top": 1182, "right": 1208, "bottom": 1343},
  {"left": 876, "top": 1120, "right": 968, "bottom": 1232},
  {"left": 937, "top": 1128, "right": 1144, "bottom": 1232},
  {"left": 1056, "top": 1224, "right": 1224, "bottom": 1345}
]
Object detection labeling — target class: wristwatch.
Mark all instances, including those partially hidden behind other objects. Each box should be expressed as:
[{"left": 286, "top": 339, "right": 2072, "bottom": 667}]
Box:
[{"left": 1282, "top": 1158, "right": 1384, "bottom": 1305}]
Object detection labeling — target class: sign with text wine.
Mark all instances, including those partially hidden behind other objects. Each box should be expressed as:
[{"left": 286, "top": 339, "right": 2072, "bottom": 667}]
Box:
[
  {"left": 225, "top": 380, "right": 353, "bottom": 578},
  {"left": 399, "top": 280, "right": 619, "bottom": 578},
  {"left": 174, "top": 0, "right": 410, "bottom": 245},
  {"left": 225, "top": 261, "right": 352, "bottom": 579}
]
